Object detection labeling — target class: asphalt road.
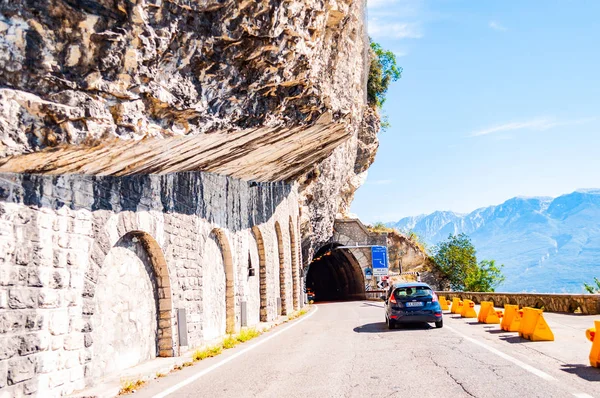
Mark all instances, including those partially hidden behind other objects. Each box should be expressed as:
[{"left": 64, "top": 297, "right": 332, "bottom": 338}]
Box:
[{"left": 137, "top": 301, "right": 599, "bottom": 398}]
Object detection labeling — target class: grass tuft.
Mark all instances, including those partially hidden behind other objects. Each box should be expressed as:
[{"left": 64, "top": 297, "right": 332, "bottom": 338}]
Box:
[
  {"left": 288, "top": 308, "right": 309, "bottom": 320},
  {"left": 119, "top": 379, "right": 145, "bottom": 395},
  {"left": 193, "top": 345, "right": 223, "bottom": 361},
  {"left": 236, "top": 327, "right": 261, "bottom": 342},
  {"left": 222, "top": 335, "right": 239, "bottom": 349},
  {"left": 156, "top": 372, "right": 166, "bottom": 378}
]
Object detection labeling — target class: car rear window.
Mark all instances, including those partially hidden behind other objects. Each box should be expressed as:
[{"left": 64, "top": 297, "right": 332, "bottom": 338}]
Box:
[{"left": 394, "top": 286, "right": 433, "bottom": 299}]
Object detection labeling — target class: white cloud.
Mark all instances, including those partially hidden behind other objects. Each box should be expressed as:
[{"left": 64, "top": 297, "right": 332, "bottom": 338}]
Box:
[
  {"left": 470, "top": 117, "right": 596, "bottom": 137},
  {"left": 471, "top": 118, "right": 555, "bottom": 137},
  {"left": 367, "top": 0, "right": 425, "bottom": 39},
  {"left": 368, "top": 0, "right": 400, "bottom": 8},
  {"left": 489, "top": 21, "right": 507, "bottom": 31},
  {"left": 368, "top": 21, "right": 423, "bottom": 39}
]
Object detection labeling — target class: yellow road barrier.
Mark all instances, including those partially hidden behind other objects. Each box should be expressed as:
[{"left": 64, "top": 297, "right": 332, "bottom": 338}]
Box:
[
  {"left": 477, "top": 301, "right": 495, "bottom": 323},
  {"left": 439, "top": 296, "right": 450, "bottom": 311},
  {"left": 451, "top": 298, "right": 463, "bottom": 314},
  {"left": 519, "top": 307, "right": 554, "bottom": 341},
  {"left": 586, "top": 320, "right": 599, "bottom": 367},
  {"left": 461, "top": 299, "right": 478, "bottom": 318},
  {"left": 485, "top": 307, "right": 501, "bottom": 324},
  {"left": 501, "top": 304, "right": 520, "bottom": 331}
]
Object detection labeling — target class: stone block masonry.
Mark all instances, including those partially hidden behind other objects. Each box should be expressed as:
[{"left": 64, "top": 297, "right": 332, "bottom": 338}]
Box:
[{"left": 0, "top": 172, "right": 303, "bottom": 396}]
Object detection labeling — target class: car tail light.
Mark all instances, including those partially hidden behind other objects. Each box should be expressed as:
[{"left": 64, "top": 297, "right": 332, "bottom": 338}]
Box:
[
  {"left": 390, "top": 294, "right": 397, "bottom": 304},
  {"left": 432, "top": 292, "right": 438, "bottom": 302}
]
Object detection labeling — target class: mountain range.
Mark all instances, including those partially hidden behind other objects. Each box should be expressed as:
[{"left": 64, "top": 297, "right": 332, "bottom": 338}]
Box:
[{"left": 386, "top": 189, "right": 600, "bottom": 293}]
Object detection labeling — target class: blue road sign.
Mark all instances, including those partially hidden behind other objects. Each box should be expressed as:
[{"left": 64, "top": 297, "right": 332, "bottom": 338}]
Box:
[{"left": 371, "top": 246, "right": 388, "bottom": 276}]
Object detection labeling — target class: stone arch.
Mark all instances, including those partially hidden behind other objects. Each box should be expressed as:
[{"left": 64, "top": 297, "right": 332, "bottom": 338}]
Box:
[
  {"left": 210, "top": 228, "right": 236, "bottom": 334},
  {"left": 568, "top": 300, "right": 581, "bottom": 313},
  {"left": 289, "top": 217, "right": 299, "bottom": 310},
  {"left": 306, "top": 243, "right": 366, "bottom": 302},
  {"left": 252, "top": 226, "right": 268, "bottom": 322},
  {"left": 533, "top": 299, "right": 546, "bottom": 310},
  {"left": 89, "top": 230, "right": 174, "bottom": 380},
  {"left": 275, "top": 221, "right": 287, "bottom": 316}
]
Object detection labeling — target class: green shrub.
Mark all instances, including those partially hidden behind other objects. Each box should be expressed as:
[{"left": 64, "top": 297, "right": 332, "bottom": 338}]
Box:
[
  {"left": 584, "top": 277, "right": 600, "bottom": 293},
  {"left": 368, "top": 40, "right": 402, "bottom": 109}
]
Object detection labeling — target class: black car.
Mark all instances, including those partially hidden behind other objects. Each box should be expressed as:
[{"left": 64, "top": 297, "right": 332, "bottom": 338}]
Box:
[{"left": 382, "top": 282, "right": 443, "bottom": 329}]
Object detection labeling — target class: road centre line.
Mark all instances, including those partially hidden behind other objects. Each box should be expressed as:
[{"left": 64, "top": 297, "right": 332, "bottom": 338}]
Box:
[
  {"left": 445, "top": 325, "right": 594, "bottom": 398},
  {"left": 151, "top": 305, "right": 319, "bottom": 398}
]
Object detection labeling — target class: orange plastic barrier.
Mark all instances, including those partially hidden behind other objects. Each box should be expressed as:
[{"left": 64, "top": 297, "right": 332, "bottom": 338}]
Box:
[
  {"left": 477, "top": 301, "right": 500, "bottom": 323},
  {"left": 587, "top": 320, "right": 600, "bottom": 367},
  {"left": 439, "top": 296, "right": 450, "bottom": 311},
  {"left": 461, "top": 299, "right": 477, "bottom": 318},
  {"left": 519, "top": 307, "right": 554, "bottom": 341},
  {"left": 501, "top": 304, "right": 520, "bottom": 331},
  {"left": 451, "top": 298, "right": 463, "bottom": 314}
]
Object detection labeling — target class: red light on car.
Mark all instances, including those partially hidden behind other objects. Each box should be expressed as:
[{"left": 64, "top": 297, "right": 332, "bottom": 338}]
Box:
[
  {"left": 432, "top": 292, "right": 438, "bottom": 302},
  {"left": 390, "top": 294, "right": 397, "bottom": 304}
]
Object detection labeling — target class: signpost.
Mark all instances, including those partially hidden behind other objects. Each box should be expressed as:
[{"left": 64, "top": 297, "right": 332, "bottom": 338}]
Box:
[{"left": 371, "top": 246, "right": 388, "bottom": 276}]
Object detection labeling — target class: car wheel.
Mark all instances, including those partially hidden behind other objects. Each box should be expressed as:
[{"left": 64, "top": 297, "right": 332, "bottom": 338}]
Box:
[
  {"left": 388, "top": 319, "right": 396, "bottom": 329},
  {"left": 435, "top": 319, "right": 443, "bottom": 328}
]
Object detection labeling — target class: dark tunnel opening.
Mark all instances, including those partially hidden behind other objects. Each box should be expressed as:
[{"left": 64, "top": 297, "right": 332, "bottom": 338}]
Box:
[{"left": 305, "top": 243, "right": 365, "bottom": 302}]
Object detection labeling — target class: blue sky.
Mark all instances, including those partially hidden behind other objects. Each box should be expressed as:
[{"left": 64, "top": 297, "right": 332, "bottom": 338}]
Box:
[{"left": 351, "top": 0, "right": 600, "bottom": 223}]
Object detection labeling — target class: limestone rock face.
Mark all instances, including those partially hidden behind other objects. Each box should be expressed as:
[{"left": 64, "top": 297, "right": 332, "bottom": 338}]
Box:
[{"left": 0, "top": 0, "right": 379, "bottom": 261}]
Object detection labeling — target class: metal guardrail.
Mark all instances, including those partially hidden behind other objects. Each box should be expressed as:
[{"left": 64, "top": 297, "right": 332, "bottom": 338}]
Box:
[{"left": 365, "top": 290, "right": 386, "bottom": 300}]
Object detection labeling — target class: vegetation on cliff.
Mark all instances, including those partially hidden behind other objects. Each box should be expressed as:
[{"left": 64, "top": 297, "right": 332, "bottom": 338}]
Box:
[
  {"left": 432, "top": 233, "right": 505, "bottom": 292},
  {"left": 368, "top": 41, "right": 402, "bottom": 108}
]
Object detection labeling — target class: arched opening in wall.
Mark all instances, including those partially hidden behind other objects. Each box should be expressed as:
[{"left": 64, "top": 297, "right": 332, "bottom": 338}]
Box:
[
  {"left": 251, "top": 226, "right": 268, "bottom": 322},
  {"left": 289, "top": 217, "right": 299, "bottom": 311},
  {"left": 275, "top": 222, "right": 287, "bottom": 316},
  {"left": 208, "top": 229, "right": 235, "bottom": 335},
  {"left": 91, "top": 231, "right": 173, "bottom": 379},
  {"left": 305, "top": 243, "right": 365, "bottom": 302}
]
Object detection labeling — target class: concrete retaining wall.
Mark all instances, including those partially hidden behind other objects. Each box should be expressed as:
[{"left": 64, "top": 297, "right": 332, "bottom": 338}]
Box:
[
  {"left": 437, "top": 291, "right": 600, "bottom": 315},
  {"left": 0, "top": 172, "right": 302, "bottom": 396}
]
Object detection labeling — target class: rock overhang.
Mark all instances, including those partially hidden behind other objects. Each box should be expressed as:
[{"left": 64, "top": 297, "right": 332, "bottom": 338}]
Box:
[{"left": 0, "top": 116, "right": 350, "bottom": 182}]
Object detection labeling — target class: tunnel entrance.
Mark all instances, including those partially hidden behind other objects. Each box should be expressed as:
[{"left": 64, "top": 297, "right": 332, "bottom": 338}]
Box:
[{"left": 305, "top": 243, "right": 365, "bottom": 302}]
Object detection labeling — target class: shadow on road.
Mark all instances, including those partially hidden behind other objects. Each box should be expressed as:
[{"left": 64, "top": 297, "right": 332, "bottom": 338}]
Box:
[
  {"left": 499, "top": 335, "right": 535, "bottom": 344},
  {"left": 486, "top": 329, "right": 513, "bottom": 334},
  {"left": 353, "top": 322, "right": 433, "bottom": 333},
  {"left": 560, "top": 364, "right": 600, "bottom": 382}
]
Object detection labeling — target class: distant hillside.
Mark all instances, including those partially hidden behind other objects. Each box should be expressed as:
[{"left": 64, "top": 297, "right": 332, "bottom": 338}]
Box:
[{"left": 387, "top": 189, "right": 600, "bottom": 293}]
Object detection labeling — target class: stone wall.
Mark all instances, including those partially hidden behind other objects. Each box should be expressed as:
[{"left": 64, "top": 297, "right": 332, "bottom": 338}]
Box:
[
  {"left": 437, "top": 291, "right": 600, "bottom": 315},
  {"left": 331, "top": 218, "right": 386, "bottom": 290},
  {"left": 0, "top": 171, "right": 302, "bottom": 396}
]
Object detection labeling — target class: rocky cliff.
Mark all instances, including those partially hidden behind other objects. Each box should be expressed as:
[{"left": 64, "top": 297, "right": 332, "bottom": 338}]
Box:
[{"left": 0, "top": 0, "right": 379, "bottom": 261}]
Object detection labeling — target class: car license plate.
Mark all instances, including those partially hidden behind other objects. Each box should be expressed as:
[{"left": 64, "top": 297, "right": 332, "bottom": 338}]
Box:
[{"left": 406, "top": 301, "right": 424, "bottom": 307}]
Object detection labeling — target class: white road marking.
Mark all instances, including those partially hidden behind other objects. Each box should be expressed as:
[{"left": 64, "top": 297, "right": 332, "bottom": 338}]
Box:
[
  {"left": 445, "top": 325, "right": 595, "bottom": 398},
  {"left": 151, "top": 306, "right": 319, "bottom": 398}
]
